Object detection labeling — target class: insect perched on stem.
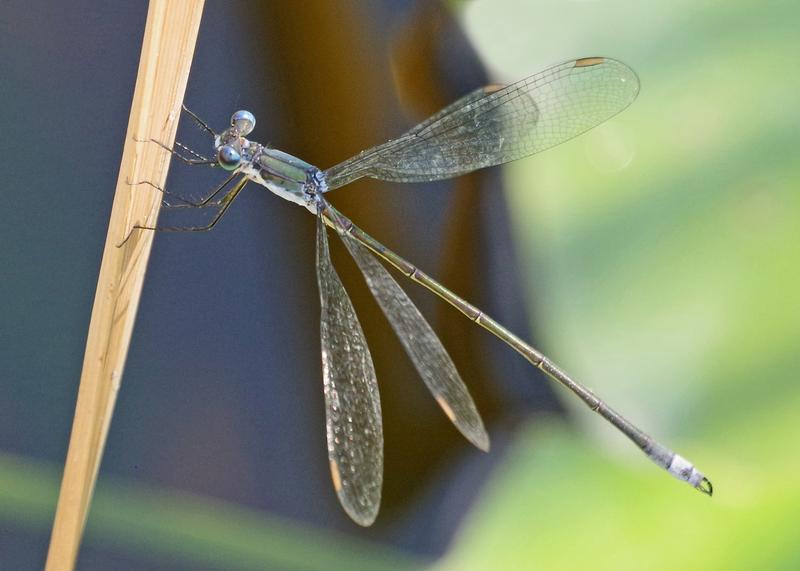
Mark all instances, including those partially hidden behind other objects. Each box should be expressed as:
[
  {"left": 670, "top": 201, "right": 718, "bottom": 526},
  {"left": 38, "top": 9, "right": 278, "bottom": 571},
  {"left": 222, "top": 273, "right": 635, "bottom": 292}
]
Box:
[{"left": 128, "top": 57, "right": 712, "bottom": 526}]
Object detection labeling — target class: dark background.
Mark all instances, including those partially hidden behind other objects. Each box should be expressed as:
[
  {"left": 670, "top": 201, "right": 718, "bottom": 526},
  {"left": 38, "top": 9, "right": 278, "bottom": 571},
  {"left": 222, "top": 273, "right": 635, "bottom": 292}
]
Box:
[
  {"left": 5, "top": 0, "right": 798, "bottom": 569},
  {"left": 0, "top": 2, "right": 560, "bottom": 569}
]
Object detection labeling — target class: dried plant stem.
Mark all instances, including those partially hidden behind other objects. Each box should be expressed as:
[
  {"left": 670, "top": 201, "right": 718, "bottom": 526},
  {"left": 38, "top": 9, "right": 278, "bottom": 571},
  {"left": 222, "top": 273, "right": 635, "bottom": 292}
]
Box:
[{"left": 45, "top": 2, "right": 205, "bottom": 569}]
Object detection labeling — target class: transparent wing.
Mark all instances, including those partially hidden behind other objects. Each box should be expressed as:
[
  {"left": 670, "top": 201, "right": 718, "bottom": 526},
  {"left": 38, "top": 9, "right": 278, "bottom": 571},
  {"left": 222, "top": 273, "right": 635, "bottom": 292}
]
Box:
[
  {"left": 339, "top": 229, "right": 489, "bottom": 451},
  {"left": 325, "top": 57, "right": 639, "bottom": 189},
  {"left": 316, "top": 213, "right": 383, "bottom": 526}
]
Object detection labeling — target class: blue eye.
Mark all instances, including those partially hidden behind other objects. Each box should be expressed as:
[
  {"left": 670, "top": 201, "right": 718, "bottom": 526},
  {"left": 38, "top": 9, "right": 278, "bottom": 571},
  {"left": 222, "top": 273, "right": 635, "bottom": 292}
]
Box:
[
  {"left": 231, "top": 110, "right": 256, "bottom": 136},
  {"left": 217, "top": 145, "right": 241, "bottom": 171}
]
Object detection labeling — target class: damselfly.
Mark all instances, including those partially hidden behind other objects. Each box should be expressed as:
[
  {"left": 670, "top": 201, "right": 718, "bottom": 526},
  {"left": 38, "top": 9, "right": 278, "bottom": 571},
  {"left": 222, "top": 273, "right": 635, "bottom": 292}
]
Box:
[{"left": 128, "top": 57, "right": 712, "bottom": 526}]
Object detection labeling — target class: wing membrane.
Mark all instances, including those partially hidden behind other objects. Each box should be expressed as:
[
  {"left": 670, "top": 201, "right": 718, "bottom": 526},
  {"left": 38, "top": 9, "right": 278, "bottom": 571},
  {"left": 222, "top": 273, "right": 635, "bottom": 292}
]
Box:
[
  {"left": 339, "top": 230, "right": 489, "bottom": 451},
  {"left": 316, "top": 213, "right": 382, "bottom": 526},
  {"left": 325, "top": 57, "right": 639, "bottom": 189}
]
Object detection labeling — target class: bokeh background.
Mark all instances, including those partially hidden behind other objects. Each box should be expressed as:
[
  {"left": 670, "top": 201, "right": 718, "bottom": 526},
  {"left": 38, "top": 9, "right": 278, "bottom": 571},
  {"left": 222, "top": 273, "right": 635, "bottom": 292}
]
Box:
[{"left": 1, "top": 0, "right": 798, "bottom": 569}]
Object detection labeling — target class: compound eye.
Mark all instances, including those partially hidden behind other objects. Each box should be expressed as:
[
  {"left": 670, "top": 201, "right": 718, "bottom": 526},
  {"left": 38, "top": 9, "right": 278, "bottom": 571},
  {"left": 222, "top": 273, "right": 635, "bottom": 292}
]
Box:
[
  {"left": 217, "top": 145, "right": 241, "bottom": 171},
  {"left": 230, "top": 110, "right": 256, "bottom": 136}
]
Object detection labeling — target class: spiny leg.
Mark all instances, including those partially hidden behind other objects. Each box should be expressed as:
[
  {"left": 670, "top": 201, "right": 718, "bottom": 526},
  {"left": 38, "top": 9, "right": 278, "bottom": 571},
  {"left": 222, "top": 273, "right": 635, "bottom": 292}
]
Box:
[
  {"left": 133, "top": 104, "right": 217, "bottom": 164},
  {"left": 128, "top": 171, "right": 238, "bottom": 208},
  {"left": 133, "top": 136, "right": 216, "bottom": 166},
  {"left": 173, "top": 140, "right": 211, "bottom": 162},
  {"left": 118, "top": 177, "right": 248, "bottom": 246},
  {"left": 136, "top": 177, "right": 247, "bottom": 232},
  {"left": 181, "top": 104, "right": 217, "bottom": 137}
]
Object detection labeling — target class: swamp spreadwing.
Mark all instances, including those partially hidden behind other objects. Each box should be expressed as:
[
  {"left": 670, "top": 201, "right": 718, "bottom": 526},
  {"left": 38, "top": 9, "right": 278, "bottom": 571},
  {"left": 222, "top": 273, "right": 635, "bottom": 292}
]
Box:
[{"left": 126, "top": 57, "right": 712, "bottom": 526}]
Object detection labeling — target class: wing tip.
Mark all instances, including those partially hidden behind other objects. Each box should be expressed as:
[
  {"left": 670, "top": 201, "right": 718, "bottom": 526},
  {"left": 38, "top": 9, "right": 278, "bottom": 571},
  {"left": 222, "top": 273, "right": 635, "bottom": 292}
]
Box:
[
  {"left": 339, "top": 492, "right": 380, "bottom": 527},
  {"left": 434, "top": 394, "right": 491, "bottom": 451},
  {"left": 574, "top": 56, "right": 641, "bottom": 103},
  {"left": 471, "top": 429, "right": 491, "bottom": 453},
  {"left": 331, "top": 460, "right": 382, "bottom": 526}
]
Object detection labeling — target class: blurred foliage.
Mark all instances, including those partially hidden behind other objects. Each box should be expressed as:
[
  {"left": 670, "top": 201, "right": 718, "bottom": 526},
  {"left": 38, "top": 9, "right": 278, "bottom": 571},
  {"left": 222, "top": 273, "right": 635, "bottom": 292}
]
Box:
[
  {"left": 0, "top": 453, "right": 423, "bottom": 571},
  {"left": 438, "top": 0, "right": 800, "bottom": 569},
  {"left": 4, "top": 0, "right": 797, "bottom": 569}
]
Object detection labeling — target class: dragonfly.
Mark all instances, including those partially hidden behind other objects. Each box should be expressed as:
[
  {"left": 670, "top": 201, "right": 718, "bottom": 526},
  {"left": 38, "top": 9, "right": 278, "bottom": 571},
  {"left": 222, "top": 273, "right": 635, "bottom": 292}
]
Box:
[{"left": 129, "top": 56, "right": 712, "bottom": 526}]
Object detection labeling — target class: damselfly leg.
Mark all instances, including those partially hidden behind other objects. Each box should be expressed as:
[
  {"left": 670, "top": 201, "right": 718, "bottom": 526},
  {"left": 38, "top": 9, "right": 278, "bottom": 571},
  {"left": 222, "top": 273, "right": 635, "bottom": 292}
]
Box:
[
  {"left": 181, "top": 104, "right": 217, "bottom": 137},
  {"left": 120, "top": 104, "right": 246, "bottom": 246},
  {"left": 133, "top": 137, "right": 216, "bottom": 166},
  {"left": 129, "top": 172, "right": 239, "bottom": 208},
  {"left": 128, "top": 176, "right": 248, "bottom": 235}
]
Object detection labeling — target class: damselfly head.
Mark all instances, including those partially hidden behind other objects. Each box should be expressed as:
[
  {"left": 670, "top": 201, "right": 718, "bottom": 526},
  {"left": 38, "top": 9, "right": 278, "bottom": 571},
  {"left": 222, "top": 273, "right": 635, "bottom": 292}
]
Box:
[{"left": 214, "top": 110, "right": 256, "bottom": 170}]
